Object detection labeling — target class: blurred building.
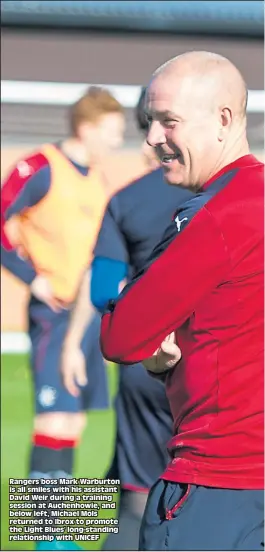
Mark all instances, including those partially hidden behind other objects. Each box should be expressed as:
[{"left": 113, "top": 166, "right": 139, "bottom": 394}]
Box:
[{"left": 1, "top": 1, "right": 264, "bottom": 148}]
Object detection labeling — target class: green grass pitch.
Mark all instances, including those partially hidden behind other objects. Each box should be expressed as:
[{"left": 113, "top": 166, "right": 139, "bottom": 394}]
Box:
[{"left": 1, "top": 354, "right": 119, "bottom": 551}]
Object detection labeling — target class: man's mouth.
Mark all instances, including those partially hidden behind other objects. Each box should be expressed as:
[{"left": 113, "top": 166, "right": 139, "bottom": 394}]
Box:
[{"left": 160, "top": 153, "right": 181, "bottom": 164}]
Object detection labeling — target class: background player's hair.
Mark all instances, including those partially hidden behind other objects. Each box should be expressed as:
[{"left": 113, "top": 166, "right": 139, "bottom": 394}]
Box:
[
  {"left": 70, "top": 86, "right": 124, "bottom": 136},
  {"left": 135, "top": 87, "right": 149, "bottom": 134}
]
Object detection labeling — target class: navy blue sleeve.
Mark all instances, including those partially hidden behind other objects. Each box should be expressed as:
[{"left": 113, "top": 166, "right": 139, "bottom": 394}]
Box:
[
  {"left": 1, "top": 247, "right": 37, "bottom": 284},
  {"left": 91, "top": 256, "right": 128, "bottom": 313},
  {"left": 4, "top": 165, "right": 51, "bottom": 219},
  {"left": 1, "top": 162, "right": 51, "bottom": 284},
  {"left": 93, "top": 196, "right": 129, "bottom": 264}
]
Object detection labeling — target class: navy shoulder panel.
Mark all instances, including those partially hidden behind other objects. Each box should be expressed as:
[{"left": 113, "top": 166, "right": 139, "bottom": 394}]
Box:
[
  {"left": 6, "top": 165, "right": 51, "bottom": 219},
  {"left": 172, "top": 168, "right": 239, "bottom": 236},
  {"left": 138, "top": 168, "right": 239, "bottom": 273}
]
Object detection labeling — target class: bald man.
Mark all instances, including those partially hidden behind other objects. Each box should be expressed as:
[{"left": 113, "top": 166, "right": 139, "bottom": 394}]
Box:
[{"left": 100, "top": 52, "right": 264, "bottom": 551}]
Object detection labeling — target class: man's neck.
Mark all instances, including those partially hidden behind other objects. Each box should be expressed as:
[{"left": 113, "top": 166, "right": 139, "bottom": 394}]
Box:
[
  {"left": 204, "top": 137, "right": 250, "bottom": 187},
  {"left": 60, "top": 138, "right": 90, "bottom": 167}
]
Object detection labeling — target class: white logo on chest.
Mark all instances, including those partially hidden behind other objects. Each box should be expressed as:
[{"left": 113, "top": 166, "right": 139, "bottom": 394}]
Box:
[{"left": 174, "top": 215, "right": 188, "bottom": 232}]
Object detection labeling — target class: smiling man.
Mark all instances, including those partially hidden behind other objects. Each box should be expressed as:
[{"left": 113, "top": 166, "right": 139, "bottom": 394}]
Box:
[{"left": 100, "top": 52, "right": 264, "bottom": 551}]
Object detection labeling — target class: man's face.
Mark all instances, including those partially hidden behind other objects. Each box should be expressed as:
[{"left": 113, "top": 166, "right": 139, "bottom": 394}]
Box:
[
  {"left": 97, "top": 112, "right": 125, "bottom": 151},
  {"left": 145, "top": 75, "right": 221, "bottom": 189},
  {"left": 81, "top": 113, "right": 125, "bottom": 160}
]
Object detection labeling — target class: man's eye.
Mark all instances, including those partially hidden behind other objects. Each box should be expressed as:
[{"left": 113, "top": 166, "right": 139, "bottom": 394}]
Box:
[{"left": 163, "top": 119, "right": 175, "bottom": 126}]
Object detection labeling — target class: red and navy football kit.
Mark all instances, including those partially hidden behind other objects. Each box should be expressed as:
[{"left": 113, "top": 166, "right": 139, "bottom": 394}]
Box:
[
  {"left": 101, "top": 155, "right": 264, "bottom": 550},
  {"left": 1, "top": 145, "right": 109, "bottom": 415}
]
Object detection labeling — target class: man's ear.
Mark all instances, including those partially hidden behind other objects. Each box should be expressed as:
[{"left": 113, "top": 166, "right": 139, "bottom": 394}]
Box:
[{"left": 218, "top": 107, "right": 232, "bottom": 142}]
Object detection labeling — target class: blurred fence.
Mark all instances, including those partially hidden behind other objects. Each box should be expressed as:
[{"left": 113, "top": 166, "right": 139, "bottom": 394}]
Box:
[
  {"left": 2, "top": 81, "right": 264, "bottom": 111},
  {"left": 1, "top": 80, "right": 264, "bottom": 150}
]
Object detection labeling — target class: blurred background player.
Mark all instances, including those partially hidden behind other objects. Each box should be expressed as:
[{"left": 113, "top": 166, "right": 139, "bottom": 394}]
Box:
[
  {"left": 61, "top": 88, "right": 193, "bottom": 550},
  {"left": 1, "top": 87, "right": 125, "bottom": 551}
]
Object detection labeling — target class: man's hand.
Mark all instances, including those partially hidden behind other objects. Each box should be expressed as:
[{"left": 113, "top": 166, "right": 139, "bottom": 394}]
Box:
[
  {"left": 61, "top": 346, "right": 88, "bottom": 397},
  {"left": 142, "top": 332, "right": 182, "bottom": 374},
  {"left": 30, "top": 275, "right": 61, "bottom": 312}
]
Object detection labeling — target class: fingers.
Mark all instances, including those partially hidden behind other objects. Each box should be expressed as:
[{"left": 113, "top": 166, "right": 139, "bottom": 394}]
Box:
[
  {"left": 143, "top": 333, "right": 181, "bottom": 373},
  {"left": 160, "top": 341, "right": 176, "bottom": 355},
  {"left": 161, "top": 342, "right": 181, "bottom": 366},
  {"left": 48, "top": 298, "right": 62, "bottom": 313},
  {"left": 75, "top": 367, "right": 88, "bottom": 388},
  {"left": 61, "top": 353, "right": 88, "bottom": 397},
  {"left": 163, "top": 332, "right": 176, "bottom": 344},
  {"left": 62, "top": 369, "right": 80, "bottom": 397},
  {"left": 160, "top": 341, "right": 180, "bottom": 356}
]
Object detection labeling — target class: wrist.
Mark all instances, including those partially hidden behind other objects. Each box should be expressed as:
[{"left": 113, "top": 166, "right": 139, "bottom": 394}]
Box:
[
  {"left": 63, "top": 335, "right": 81, "bottom": 350},
  {"left": 30, "top": 274, "right": 44, "bottom": 289},
  {"left": 29, "top": 273, "right": 38, "bottom": 286}
]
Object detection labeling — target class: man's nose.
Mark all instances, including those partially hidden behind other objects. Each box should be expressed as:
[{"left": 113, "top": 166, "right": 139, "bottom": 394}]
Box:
[{"left": 146, "top": 121, "right": 166, "bottom": 147}]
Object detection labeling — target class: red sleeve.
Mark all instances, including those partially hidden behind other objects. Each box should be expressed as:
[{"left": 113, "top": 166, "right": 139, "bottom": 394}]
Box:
[
  {"left": 100, "top": 207, "right": 230, "bottom": 364},
  {"left": 1, "top": 152, "right": 48, "bottom": 250}
]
